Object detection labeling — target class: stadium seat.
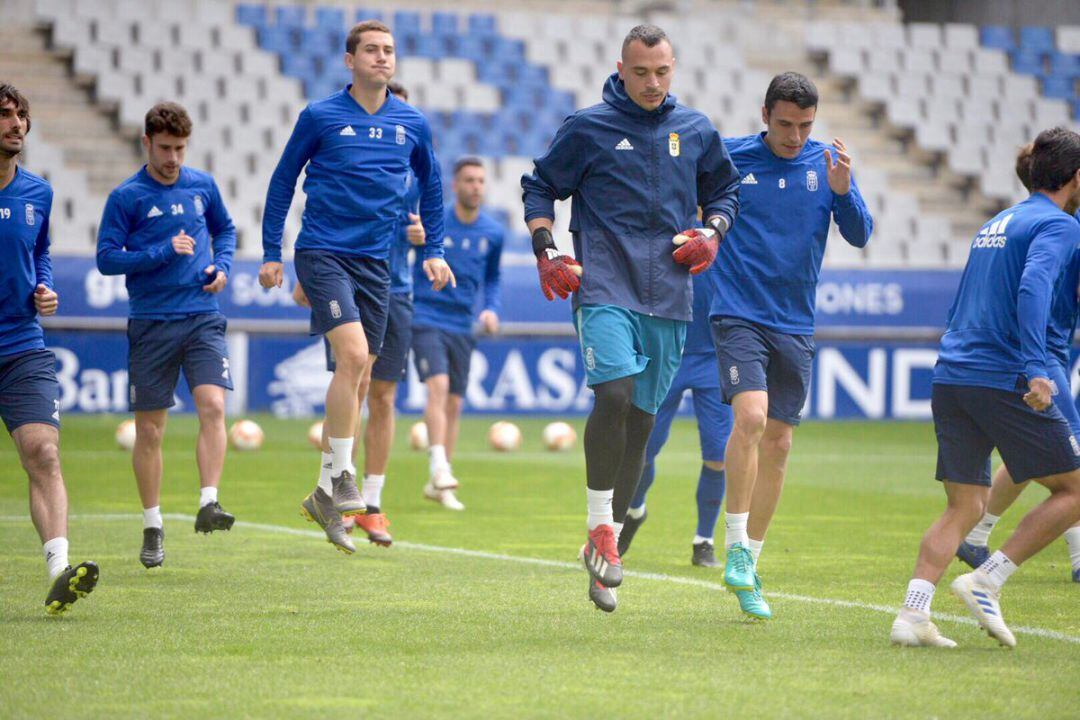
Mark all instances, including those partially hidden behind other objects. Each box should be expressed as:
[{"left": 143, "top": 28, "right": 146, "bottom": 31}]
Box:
[
  {"left": 1019, "top": 26, "right": 1056, "bottom": 53},
  {"left": 1010, "top": 50, "right": 1047, "bottom": 77},
  {"left": 235, "top": 4, "right": 267, "bottom": 28},
  {"left": 980, "top": 26, "right": 1014, "bottom": 51}
]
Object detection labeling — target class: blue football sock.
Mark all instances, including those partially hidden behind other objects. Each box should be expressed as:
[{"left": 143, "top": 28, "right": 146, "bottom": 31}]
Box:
[
  {"left": 631, "top": 460, "right": 656, "bottom": 511},
  {"left": 696, "top": 465, "right": 726, "bottom": 539}
]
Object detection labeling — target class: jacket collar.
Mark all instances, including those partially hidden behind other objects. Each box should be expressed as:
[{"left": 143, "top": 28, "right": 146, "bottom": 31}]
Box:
[{"left": 602, "top": 73, "right": 676, "bottom": 119}]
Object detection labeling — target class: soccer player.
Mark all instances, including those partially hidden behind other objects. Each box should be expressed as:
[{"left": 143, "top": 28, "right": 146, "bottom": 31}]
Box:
[
  {"left": 96, "top": 102, "right": 238, "bottom": 568},
  {"left": 294, "top": 80, "right": 424, "bottom": 547},
  {"left": 618, "top": 272, "right": 733, "bottom": 566},
  {"left": 259, "top": 20, "right": 451, "bottom": 554},
  {"left": 522, "top": 25, "right": 740, "bottom": 612},
  {"left": 890, "top": 127, "right": 1080, "bottom": 649},
  {"left": 709, "top": 72, "right": 872, "bottom": 620},
  {"left": 413, "top": 157, "right": 503, "bottom": 511},
  {"left": 954, "top": 141, "right": 1080, "bottom": 582},
  {"left": 0, "top": 84, "right": 99, "bottom": 613}
]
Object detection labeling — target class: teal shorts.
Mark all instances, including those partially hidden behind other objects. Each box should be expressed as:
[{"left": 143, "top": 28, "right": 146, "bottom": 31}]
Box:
[{"left": 574, "top": 304, "right": 687, "bottom": 415}]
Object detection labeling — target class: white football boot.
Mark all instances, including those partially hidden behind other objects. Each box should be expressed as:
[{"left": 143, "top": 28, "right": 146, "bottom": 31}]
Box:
[
  {"left": 951, "top": 571, "right": 1016, "bottom": 648},
  {"left": 430, "top": 465, "right": 459, "bottom": 491},
  {"left": 890, "top": 608, "right": 957, "bottom": 648},
  {"left": 423, "top": 482, "right": 465, "bottom": 511}
]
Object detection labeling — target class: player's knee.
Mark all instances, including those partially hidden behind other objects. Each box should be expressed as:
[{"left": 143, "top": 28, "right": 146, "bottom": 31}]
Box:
[
  {"left": 196, "top": 394, "right": 225, "bottom": 425},
  {"left": 762, "top": 432, "right": 793, "bottom": 458},
  {"left": 21, "top": 435, "right": 60, "bottom": 480},
  {"left": 335, "top": 345, "right": 369, "bottom": 377},
  {"left": 368, "top": 383, "right": 396, "bottom": 417},
  {"left": 732, "top": 405, "right": 767, "bottom": 440},
  {"left": 593, "top": 378, "right": 633, "bottom": 418},
  {"left": 135, "top": 418, "right": 165, "bottom": 448}
]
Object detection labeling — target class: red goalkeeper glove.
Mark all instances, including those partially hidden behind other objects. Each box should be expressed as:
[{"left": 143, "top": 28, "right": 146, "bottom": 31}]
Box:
[
  {"left": 533, "top": 227, "right": 582, "bottom": 300},
  {"left": 672, "top": 226, "right": 720, "bottom": 275}
]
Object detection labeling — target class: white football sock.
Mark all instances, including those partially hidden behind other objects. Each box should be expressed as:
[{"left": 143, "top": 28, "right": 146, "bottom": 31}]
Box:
[
  {"left": 329, "top": 437, "right": 354, "bottom": 477},
  {"left": 627, "top": 505, "right": 646, "bottom": 520},
  {"left": 964, "top": 512, "right": 1000, "bottom": 547},
  {"left": 429, "top": 445, "right": 448, "bottom": 475},
  {"left": 143, "top": 505, "right": 163, "bottom": 530},
  {"left": 362, "top": 474, "right": 385, "bottom": 509},
  {"left": 692, "top": 534, "right": 713, "bottom": 545},
  {"left": 1064, "top": 526, "right": 1080, "bottom": 571},
  {"left": 903, "top": 578, "right": 936, "bottom": 614},
  {"left": 613, "top": 521, "right": 624, "bottom": 544},
  {"left": 748, "top": 538, "right": 764, "bottom": 565},
  {"left": 43, "top": 537, "right": 69, "bottom": 579},
  {"left": 978, "top": 550, "right": 1018, "bottom": 591},
  {"left": 724, "top": 511, "right": 749, "bottom": 548},
  {"left": 317, "top": 452, "right": 333, "bottom": 494},
  {"left": 199, "top": 486, "right": 218, "bottom": 508},
  {"left": 586, "top": 488, "right": 613, "bottom": 530}
]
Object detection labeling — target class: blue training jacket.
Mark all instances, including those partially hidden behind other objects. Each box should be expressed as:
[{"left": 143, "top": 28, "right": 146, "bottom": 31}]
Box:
[
  {"left": 262, "top": 87, "right": 444, "bottom": 263},
  {"left": 0, "top": 166, "right": 53, "bottom": 357},
  {"left": 412, "top": 206, "right": 503, "bottom": 334},
  {"left": 709, "top": 133, "right": 873, "bottom": 335},
  {"left": 1045, "top": 210, "right": 1080, "bottom": 369},
  {"left": 521, "top": 73, "right": 740, "bottom": 322},
  {"left": 935, "top": 193, "right": 1080, "bottom": 391},
  {"left": 96, "top": 166, "right": 236, "bottom": 320},
  {"left": 389, "top": 170, "right": 421, "bottom": 294}
]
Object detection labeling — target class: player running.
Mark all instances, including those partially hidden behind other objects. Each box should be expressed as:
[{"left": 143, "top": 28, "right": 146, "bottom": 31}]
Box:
[
  {"left": 618, "top": 272, "right": 733, "bottom": 567},
  {"left": 413, "top": 157, "right": 503, "bottom": 511},
  {"left": 294, "top": 81, "right": 424, "bottom": 548},
  {"left": 260, "top": 20, "right": 451, "bottom": 554},
  {"left": 954, "top": 141, "right": 1080, "bottom": 582},
  {"left": 709, "top": 72, "right": 872, "bottom": 620},
  {"left": 96, "top": 102, "right": 238, "bottom": 569},
  {"left": 0, "top": 84, "right": 99, "bottom": 613},
  {"left": 522, "top": 24, "right": 740, "bottom": 612},
  {"left": 890, "top": 127, "right": 1080, "bottom": 649}
]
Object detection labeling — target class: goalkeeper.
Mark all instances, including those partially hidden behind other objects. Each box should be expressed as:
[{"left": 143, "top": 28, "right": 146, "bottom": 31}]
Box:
[{"left": 521, "top": 23, "right": 739, "bottom": 613}]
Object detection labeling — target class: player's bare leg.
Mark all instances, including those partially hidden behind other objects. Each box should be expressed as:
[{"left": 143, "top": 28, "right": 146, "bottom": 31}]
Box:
[
  {"left": 192, "top": 384, "right": 234, "bottom": 533},
  {"left": 423, "top": 375, "right": 463, "bottom": 509},
  {"left": 320, "top": 322, "right": 367, "bottom": 516},
  {"left": 957, "top": 465, "right": 1026, "bottom": 567},
  {"left": 722, "top": 391, "right": 768, "bottom": 592},
  {"left": 746, "top": 418, "right": 795, "bottom": 564},
  {"left": 133, "top": 409, "right": 168, "bottom": 567},
  {"left": 352, "top": 378, "right": 396, "bottom": 545}
]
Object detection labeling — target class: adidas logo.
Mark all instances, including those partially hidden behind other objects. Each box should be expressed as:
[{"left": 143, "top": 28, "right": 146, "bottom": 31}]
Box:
[
  {"left": 146, "top": 205, "right": 163, "bottom": 218},
  {"left": 741, "top": 173, "right": 758, "bottom": 185},
  {"left": 615, "top": 138, "right": 634, "bottom": 151},
  {"left": 340, "top": 125, "right": 356, "bottom": 136}
]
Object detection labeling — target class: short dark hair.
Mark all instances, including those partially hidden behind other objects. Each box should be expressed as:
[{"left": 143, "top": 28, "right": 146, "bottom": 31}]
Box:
[
  {"left": 346, "top": 19, "right": 392, "bottom": 55},
  {"left": 1030, "top": 126, "right": 1080, "bottom": 193},
  {"left": 0, "top": 83, "right": 31, "bottom": 132},
  {"left": 1015, "top": 142, "right": 1035, "bottom": 193},
  {"left": 454, "top": 156, "right": 484, "bottom": 175},
  {"left": 144, "top": 102, "right": 192, "bottom": 138},
  {"left": 388, "top": 81, "right": 408, "bottom": 101},
  {"left": 764, "top": 72, "right": 818, "bottom": 113},
  {"left": 621, "top": 24, "right": 670, "bottom": 56}
]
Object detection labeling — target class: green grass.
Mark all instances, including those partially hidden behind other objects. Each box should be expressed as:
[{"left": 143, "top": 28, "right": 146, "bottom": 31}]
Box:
[{"left": 2, "top": 416, "right": 1078, "bottom": 719}]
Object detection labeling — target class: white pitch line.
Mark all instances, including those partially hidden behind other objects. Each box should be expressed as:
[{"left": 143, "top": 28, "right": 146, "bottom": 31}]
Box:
[{"left": 2, "top": 512, "right": 1078, "bottom": 646}]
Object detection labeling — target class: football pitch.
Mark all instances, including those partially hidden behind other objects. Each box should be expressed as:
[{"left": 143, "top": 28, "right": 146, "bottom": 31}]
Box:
[{"left": 2, "top": 415, "right": 1078, "bottom": 719}]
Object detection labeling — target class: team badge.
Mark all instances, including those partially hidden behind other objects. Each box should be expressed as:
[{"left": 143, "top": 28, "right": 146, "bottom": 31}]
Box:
[
  {"left": 668, "top": 132, "right": 680, "bottom": 157},
  {"left": 806, "top": 170, "right": 818, "bottom": 192},
  {"left": 396, "top": 125, "right": 406, "bottom": 145},
  {"left": 194, "top": 195, "right": 205, "bottom": 216},
  {"left": 729, "top": 366, "right": 740, "bottom": 385},
  {"left": 584, "top": 347, "right": 596, "bottom": 371},
  {"left": 25, "top": 203, "right": 34, "bottom": 226},
  {"left": 329, "top": 300, "right": 342, "bottom": 319}
]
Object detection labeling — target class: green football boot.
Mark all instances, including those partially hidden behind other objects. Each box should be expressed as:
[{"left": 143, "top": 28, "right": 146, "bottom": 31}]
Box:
[
  {"left": 735, "top": 573, "right": 772, "bottom": 620},
  {"left": 723, "top": 542, "right": 755, "bottom": 591}
]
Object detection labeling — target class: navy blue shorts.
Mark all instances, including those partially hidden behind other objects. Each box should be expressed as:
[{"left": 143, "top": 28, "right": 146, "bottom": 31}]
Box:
[
  {"left": 127, "top": 313, "right": 233, "bottom": 411},
  {"left": 0, "top": 349, "right": 60, "bottom": 433},
  {"left": 295, "top": 250, "right": 389, "bottom": 355},
  {"left": 711, "top": 317, "right": 814, "bottom": 426},
  {"left": 646, "top": 353, "right": 733, "bottom": 463},
  {"left": 932, "top": 382, "right": 1080, "bottom": 486},
  {"left": 411, "top": 325, "right": 475, "bottom": 396},
  {"left": 326, "top": 292, "right": 413, "bottom": 383}
]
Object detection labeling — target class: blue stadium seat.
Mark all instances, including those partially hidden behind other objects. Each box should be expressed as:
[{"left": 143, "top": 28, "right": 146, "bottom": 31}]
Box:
[
  {"left": 1042, "top": 76, "right": 1076, "bottom": 100},
  {"left": 393, "top": 11, "right": 422, "bottom": 34},
  {"left": 1019, "top": 26, "right": 1055, "bottom": 53},
  {"left": 304, "top": 28, "right": 343, "bottom": 57},
  {"left": 980, "top": 26, "right": 1014, "bottom": 51},
  {"left": 258, "top": 26, "right": 299, "bottom": 54},
  {"left": 235, "top": 4, "right": 267, "bottom": 28},
  {"left": 275, "top": 6, "right": 307, "bottom": 28},
  {"left": 314, "top": 7, "right": 345, "bottom": 29},
  {"left": 1073, "top": 98, "right": 1080, "bottom": 119},
  {"left": 1010, "top": 50, "right": 1046, "bottom": 76},
  {"left": 432, "top": 12, "right": 458, "bottom": 37},
  {"left": 1049, "top": 52, "right": 1080, "bottom": 79},
  {"left": 354, "top": 9, "right": 384, "bottom": 23},
  {"left": 456, "top": 36, "right": 488, "bottom": 63},
  {"left": 467, "top": 14, "right": 498, "bottom": 37}
]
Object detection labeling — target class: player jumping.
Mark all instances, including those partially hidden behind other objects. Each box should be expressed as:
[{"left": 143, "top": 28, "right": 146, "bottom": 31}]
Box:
[
  {"left": 522, "top": 24, "right": 740, "bottom": 612},
  {"left": 260, "top": 20, "right": 451, "bottom": 554},
  {"left": 96, "top": 102, "right": 238, "bottom": 568},
  {"left": 890, "top": 127, "right": 1080, "bottom": 649},
  {"left": 0, "top": 83, "right": 99, "bottom": 613}
]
